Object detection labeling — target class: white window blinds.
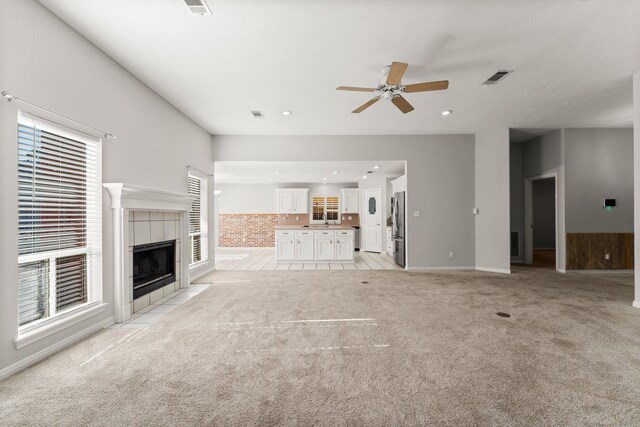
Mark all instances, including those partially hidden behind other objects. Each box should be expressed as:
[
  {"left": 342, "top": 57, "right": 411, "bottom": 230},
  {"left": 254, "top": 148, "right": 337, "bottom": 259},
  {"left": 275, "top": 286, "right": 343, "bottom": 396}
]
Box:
[
  {"left": 188, "top": 173, "right": 208, "bottom": 265},
  {"left": 311, "top": 195, "right": 340, "bottom": 223},
  {"left": 17, "top": 114, "right": 102, "bottom": 328}
]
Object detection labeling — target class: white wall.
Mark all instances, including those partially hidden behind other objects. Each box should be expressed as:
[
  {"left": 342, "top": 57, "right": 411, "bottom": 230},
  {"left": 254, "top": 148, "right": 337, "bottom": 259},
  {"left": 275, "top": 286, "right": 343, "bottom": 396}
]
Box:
[
  {"left": 212, "top": 135, "right": 476, "bottom": 269},
  {"left": 633, "top": 73, "right": 640, "bottom": 308},
  {"left": 475, "top": 128, "right": 511, "bottom": 273},
  {"left": 0, "top": 0, "right": 212, "bottom": 375},
  {"left": 215, "top": 183, "right": 357, "bottom": 214},
  {"left": 564, "top": 128, "right": 634, "bottom": 233}
]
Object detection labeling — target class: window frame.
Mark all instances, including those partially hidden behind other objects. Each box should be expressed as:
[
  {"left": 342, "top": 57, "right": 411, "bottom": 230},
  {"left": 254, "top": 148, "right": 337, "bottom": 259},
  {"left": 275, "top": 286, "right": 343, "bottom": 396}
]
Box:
[
  {"left": 310, "top": 194, "right": 341, "bottom": 224},
  {"left": 16, "top": 112, "right": 103, "bottom": 342},
  {"left": 188, "top": 170, "right": 209, "bottom": 268}
]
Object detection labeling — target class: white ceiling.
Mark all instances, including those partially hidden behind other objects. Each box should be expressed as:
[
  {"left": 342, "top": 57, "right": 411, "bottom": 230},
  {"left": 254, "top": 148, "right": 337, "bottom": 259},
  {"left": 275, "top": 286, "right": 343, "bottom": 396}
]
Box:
[
  {"left": 39, "top": 0, "right": 640, "bottom": 136},
  {"left": 215, "top": 161, "right": 405, "bottom": 184}
]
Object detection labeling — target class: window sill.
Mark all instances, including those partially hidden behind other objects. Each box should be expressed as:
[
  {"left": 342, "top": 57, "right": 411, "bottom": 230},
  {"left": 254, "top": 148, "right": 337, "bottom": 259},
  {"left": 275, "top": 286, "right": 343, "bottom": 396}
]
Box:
[
  {"left": 15, "top": 302, "right": 108, "bottom": 350},
  {"left": 189, "top": 259, "right": 209, "bottom": 270}
]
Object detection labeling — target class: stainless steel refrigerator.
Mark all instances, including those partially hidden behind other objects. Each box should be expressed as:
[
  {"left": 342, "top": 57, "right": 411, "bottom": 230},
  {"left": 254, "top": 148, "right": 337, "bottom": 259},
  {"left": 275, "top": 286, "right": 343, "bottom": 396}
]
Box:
[{"left": 392, "top": 191, "right": 406, "bottom": 267}]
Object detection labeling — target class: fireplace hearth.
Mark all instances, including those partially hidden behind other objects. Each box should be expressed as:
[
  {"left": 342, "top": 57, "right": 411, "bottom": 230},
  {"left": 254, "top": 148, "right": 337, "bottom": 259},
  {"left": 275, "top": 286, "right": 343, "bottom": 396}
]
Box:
[{"left": 133, "top": 240, "right": 176, "bottom": 299}]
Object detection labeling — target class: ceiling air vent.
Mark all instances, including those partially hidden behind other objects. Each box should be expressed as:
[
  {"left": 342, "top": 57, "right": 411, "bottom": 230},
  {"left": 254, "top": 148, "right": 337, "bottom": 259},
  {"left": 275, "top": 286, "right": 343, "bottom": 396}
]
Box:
[
  {"left": 184, "top": 0, "right": 211, "bottom": 15},
  {"left": 251, "top": 110, "right": 264, "bottom": 118},
  {"left": 482, "top": 70, "right": 513, "bottom": 85}
]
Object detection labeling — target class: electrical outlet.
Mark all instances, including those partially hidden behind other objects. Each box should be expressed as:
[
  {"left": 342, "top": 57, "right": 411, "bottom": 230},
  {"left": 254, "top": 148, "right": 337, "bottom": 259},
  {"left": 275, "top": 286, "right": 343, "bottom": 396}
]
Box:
[
  {"left": 296, "top": 216, "right": 299, "bottom": 221},
  {"left": 472, "top": 208, "right": 479, "bottom": 215},
  {"left": 449, "top": 251, "right": 454, "bottom": 258},
  {"left": 414, "top": 211, "right": 420, "bottom": 217},
  {"left": 605, "top": 253, "right": 610, "bottom": 260},
  {"left": 348, "top": 216, "right": 352, "bottom": 220}
]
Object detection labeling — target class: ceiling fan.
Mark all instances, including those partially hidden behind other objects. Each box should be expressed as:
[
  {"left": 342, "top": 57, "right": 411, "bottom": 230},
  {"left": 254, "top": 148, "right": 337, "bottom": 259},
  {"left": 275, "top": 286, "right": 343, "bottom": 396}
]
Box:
[{"left": 336, "top": 61, "right": 449, "bottom": 114}]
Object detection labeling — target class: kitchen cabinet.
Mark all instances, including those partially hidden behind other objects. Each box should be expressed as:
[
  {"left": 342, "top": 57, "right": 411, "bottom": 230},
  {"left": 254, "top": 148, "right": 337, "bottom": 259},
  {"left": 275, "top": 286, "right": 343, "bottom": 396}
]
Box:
[
  {"left": 276, "top": 228, "right": 354, "bottom": 262},
  {"left": 315, "top": 237, "right": 335, "bottom": 260},
  {"left": 296, "top": 237, "right": 314, "bottom": 260},
  {"left": 276, "top": 189, "right": 309, "bottom": 214},
  {"left": 276, "top": 231, "right": 295, "bottom": 260},
  {"left": 335, "top": 235, "right": 354, "bottom": 260},
  {"left": 341, "top": 188, "right": 359, "bottom": 213}
]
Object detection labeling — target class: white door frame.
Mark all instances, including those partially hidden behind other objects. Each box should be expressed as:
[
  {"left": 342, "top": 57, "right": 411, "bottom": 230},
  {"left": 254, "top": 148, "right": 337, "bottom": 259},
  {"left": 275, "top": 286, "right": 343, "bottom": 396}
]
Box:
[
  {"left": 524, "top": 172, "right": 559, "bottom": 270},
  {"left": 363, "top": 188, "right": 383, "bottom": 253}
]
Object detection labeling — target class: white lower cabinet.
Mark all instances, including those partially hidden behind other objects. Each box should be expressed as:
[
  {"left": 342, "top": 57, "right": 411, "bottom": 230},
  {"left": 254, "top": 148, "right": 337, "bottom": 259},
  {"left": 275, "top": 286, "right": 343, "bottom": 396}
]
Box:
[
  {"left": 335, "top": 236, "right": 354, "bottom": 260},
  {"left": 276, "top": 229, "right": 354, "bottom": 262},
  {"left": 315, "top": 236, "right": 335, "bottom": 260},
  {"left": 296, "top": 237, "right": 314, "bottom": 260}
]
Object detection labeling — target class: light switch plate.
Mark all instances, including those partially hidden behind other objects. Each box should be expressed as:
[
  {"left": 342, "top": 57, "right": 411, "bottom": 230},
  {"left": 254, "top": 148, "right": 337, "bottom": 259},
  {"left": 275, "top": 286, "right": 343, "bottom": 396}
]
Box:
[
  {"left": 473, "top": 208, "right": 479, "bottom": 215},
  {"left": 413, "top": 211, "right": 420, "bottom": 217}
]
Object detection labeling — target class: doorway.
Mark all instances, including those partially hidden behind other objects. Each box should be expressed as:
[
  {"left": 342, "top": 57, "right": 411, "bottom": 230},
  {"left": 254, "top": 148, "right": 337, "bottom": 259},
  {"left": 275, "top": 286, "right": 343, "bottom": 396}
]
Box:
[
  {"left": 363, "top": 188, "right": 382, "bottom": 253},
  {"left": 524, "top": 176, "right": 557, "bottom": 269}
]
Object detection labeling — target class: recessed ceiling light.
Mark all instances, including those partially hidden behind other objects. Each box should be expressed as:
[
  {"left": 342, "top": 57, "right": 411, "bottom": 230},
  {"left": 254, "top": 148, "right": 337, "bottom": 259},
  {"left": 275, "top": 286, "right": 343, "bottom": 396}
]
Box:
[
  {"left": 441, "top": 110, "right": 452, "bottom": 116},
  {"left": 268, "top": 177, "right": 273, "bottom": 181},
  {"left": 275, "top": 171, "right": 281, "bottom": 175},
  {"left": 323, "top": 177, "right": 327, "bottom": 181},
  {"left": 373, "top": 165, "right": 380, "bottom": 169},
  {"left": 332, "top": 171, "right": 339, "bottom": 175},
  {"left": 362, "top": 175, "right": 367, "bottom": 179},
  {"left": 282, "top": 111, "right": 292, "bottom": 116}
]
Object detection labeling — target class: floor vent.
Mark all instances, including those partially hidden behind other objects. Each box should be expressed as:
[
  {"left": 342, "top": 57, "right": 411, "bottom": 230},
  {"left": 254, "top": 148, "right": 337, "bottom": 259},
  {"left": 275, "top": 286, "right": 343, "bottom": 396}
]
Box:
[
  {"left": 184, "top": 0, "right": 211, "bottom": 16},
  {"left": 510, "top": 232, "right": 519, "bottom": 257},
  {"left": 251, "top": 110, "right": 264, "bottom": 118},
  {"left": 482, "top": 70, "right": 513, "bottom": 85},
  {"left": 496, "top": 312, "right": 511, "bottom": 318}
]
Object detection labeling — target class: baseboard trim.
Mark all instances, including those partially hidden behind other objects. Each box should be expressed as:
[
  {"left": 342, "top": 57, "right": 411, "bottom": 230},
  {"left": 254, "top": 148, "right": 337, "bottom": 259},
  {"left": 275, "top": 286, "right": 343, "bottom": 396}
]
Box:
[
  {"left": 0, "top": 315, "right": 115, "bottom": 381},
  {"left": 407, "top": 266, "right": 475, "bottom": 271},
  {"left": 189, "top": 264, "right": 215, "bottom": 282},
  {"left": 633, "top": 301, "right": 640, "bottom": 310},
  {"left": 476, "top": 267, "right": 511, "bottom": 274},
  {"left": 570, "top": 269, "right": 635, "bottom": 273}
]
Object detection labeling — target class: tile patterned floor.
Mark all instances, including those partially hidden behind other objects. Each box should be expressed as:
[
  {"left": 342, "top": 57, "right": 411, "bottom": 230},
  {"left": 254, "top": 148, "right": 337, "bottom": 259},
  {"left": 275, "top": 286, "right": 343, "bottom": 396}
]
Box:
[
  {"left": 109, "top": 284, "right": 210, "bottom": 329},
  {"left": 215, "top": 247, "right": 403, "bottom": 271}
]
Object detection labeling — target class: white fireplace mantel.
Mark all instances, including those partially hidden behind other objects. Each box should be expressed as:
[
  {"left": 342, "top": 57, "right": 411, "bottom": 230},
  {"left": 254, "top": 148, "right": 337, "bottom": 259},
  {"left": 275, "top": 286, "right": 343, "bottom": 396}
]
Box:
[{"left": 104, "top": 183, "right": 194, "bottom": 322}]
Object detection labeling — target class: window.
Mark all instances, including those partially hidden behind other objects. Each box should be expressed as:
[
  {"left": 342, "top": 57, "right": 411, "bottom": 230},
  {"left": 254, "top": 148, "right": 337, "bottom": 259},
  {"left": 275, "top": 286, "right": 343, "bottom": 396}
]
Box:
[
  {"left": 188, "top": 172, "right": 208, "bottom": 265},
  {"left": 311, "top": 195, "right": 340, "bottom": 223},
  {"left": 17, "top": 113, "right": 102, "bottom": 329}
]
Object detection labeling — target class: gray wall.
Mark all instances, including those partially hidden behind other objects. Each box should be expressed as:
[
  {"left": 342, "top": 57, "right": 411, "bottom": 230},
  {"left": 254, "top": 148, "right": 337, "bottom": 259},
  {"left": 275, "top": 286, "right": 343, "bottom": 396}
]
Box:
[
  {"left": 520, "top": 130, "right": 566, "bottom": 271},
  {"left": 212, "top": 135, "right": 476, "bottom": 269},
  {"left": 509, "top": 142, "right": 525, "bottom": 260},
  {"left": 634, "top": 73, "right": 640, "bottom": 307},
  {"left": 564, "top": 128, "right": 634, "bottom": 233},
  {"left": 0, "top": 0, "right": 212, "bottom": 373},
  {"left": 532, "top": 179, "right": 556, "bottom": 248},
  {"left": 475, "top": 128, "right": 511, "bottom": 272}
]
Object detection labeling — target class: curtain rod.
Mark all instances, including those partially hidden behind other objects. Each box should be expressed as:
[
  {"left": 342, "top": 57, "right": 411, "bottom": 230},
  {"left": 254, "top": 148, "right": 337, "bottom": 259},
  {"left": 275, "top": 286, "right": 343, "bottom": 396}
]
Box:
[
  {"left": 2, "top": 91, "right": 116, "bottom": 140},
  {"left": 187, "top": 165, "right": 213, "bottom": 177}
]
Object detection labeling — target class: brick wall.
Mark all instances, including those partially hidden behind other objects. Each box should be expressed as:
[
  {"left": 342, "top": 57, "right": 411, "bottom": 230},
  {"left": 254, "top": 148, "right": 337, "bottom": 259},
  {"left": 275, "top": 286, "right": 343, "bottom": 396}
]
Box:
[{"left": 219, "top": 214, "right": 278, "bottom": 247}]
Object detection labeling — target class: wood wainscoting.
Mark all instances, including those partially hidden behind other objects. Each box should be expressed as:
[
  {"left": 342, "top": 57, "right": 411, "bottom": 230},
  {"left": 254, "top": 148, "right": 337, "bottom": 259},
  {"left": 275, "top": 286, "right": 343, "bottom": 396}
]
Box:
[{"left": 566, "top": 233, "right": 633, "bottom": 270}]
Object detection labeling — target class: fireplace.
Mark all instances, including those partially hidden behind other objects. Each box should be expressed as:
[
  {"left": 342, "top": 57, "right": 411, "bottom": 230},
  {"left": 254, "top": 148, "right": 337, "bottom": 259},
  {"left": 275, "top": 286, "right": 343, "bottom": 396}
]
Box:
[{"left": 132, "top": 240, "right": 176, "bottom": 299}]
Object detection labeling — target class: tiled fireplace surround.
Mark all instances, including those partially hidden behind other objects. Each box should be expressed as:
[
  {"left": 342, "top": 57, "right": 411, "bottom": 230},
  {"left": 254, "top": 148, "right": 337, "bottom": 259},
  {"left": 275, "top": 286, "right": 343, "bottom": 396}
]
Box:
[
  {"left": 128, "top": 211, "right": 182, "bottom": 312},
  {"left": 104, "top": 184, "right": 193, "bottom": 323}
]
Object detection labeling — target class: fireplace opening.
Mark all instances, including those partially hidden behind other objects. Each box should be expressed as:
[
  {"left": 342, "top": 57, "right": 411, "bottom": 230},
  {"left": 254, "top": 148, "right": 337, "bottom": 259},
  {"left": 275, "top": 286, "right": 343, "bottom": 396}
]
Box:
[{"left": 133, "top": 240, "right": 176, "bottom": 299}]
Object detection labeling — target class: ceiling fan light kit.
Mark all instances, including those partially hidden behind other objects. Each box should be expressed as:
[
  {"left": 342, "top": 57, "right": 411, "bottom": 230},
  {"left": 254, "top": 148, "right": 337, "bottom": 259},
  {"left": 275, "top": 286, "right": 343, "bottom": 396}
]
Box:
[{"left": 336, "top": 61, "right": 449, "bottom": 114}]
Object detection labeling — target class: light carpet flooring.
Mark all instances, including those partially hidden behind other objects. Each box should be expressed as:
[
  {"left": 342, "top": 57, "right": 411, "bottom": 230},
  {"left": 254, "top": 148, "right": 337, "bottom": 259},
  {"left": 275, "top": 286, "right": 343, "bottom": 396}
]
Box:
[
  {"left": 215, "top": 246, "right": 402, "bottom": 270},
  {"left": 1, "top": 267, "right": 640, "bottom": 426}
]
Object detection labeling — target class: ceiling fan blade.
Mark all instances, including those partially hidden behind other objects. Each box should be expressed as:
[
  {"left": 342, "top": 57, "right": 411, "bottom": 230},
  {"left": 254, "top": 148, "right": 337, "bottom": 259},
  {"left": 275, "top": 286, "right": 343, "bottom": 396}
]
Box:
[
  {"left": 403, "top": 80, "right": 449, "bottom": 93},
  {"left": 386, "top": 62, "right": 409, "bottom": 85},
  {"left": 391, "top": 95, "right": 414, "bottom": 114},
  {"left": 352, "top": 97, "right": 380, "bottom": 113},
  {"left": 337, "top": 86, "right": 376, "bottom": 92}
]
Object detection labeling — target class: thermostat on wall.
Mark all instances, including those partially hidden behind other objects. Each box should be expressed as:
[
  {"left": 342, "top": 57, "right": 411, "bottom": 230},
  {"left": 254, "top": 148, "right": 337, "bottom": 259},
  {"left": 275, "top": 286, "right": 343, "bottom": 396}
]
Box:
[{"left": 604, "top": 198, "right": 616, "bottom": 208}]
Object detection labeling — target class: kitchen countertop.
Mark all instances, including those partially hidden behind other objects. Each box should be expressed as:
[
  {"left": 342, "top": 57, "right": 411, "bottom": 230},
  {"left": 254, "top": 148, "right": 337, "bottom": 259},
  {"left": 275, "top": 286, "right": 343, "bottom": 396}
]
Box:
[{"left": 275, "top": 225, "right": 357, "bottom": 230}]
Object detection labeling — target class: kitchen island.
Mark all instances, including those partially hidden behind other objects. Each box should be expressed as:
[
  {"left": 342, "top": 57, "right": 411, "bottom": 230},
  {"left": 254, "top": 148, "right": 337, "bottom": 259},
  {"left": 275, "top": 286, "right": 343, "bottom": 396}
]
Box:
[{"left": 275, "top": 225, "right": 355, "bottom": 262}]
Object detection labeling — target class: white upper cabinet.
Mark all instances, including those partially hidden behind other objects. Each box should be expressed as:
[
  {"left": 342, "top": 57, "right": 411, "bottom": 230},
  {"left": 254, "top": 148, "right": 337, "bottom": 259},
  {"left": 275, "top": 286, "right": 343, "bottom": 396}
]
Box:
[
  {"left": 276, "top": 189, "right": 309, "bottom": 214},
  {"left": 341, "top": 188, "right": 359, "bottom": 213}
]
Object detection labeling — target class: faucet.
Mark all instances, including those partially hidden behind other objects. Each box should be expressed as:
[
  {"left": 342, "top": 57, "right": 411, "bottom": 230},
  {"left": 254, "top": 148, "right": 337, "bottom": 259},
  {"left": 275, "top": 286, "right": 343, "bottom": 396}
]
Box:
[{"left": 323, "top": 213, "right": 328, "bottom": 225}]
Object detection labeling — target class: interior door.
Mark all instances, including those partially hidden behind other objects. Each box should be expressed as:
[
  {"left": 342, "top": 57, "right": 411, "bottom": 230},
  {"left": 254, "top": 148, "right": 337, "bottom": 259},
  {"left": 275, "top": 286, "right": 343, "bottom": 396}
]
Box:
[{"left": 363, "top": 189, "right": 382, "bottom": 253}]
